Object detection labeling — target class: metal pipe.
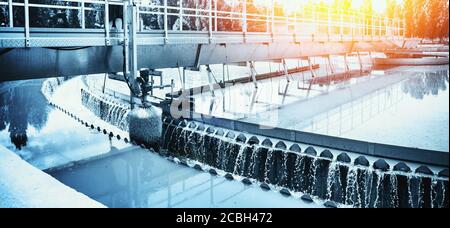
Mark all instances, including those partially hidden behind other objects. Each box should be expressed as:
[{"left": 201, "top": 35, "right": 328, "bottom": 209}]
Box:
[{"left": 124, "top": 0, "right": 139, "bottom": 108}]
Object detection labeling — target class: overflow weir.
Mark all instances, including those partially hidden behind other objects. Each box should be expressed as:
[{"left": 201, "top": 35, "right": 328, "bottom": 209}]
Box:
[{"left": 160, "top": 115, "right": 449, "bottom": 208}]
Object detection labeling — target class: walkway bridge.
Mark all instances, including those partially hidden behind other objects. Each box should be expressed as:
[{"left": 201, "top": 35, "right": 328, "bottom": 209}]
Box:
[{"left": 0, "top": 0, "right": 414, "bottom": 81}]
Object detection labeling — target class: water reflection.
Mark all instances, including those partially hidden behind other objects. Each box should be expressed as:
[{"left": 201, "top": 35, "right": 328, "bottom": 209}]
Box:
[
  {"left": 402, "top": 70, "right": 449, "bottom": 100},
  {"left": 297, "top": 69, "right": 449, "bottom": 151},
  {"left": 0, "top": 80, "right": 49, "bottom": 150},
  {"left": 50, "top": 149, "right": 316, "bottom": 208}
]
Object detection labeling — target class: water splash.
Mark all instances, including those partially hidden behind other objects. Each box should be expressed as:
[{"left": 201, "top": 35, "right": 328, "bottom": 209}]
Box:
[
  {"left": 162, "top": 119, "right": 449, "bottom": 208},
  {"left": 80, "top": 89, "right": 129, "bottom": 131}
]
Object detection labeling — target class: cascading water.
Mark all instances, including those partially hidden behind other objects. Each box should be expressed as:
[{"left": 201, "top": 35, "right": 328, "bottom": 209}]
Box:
[
  {"left": 233, "top": 146, "right": 247, "bottom": 175},
  {"left": 80, "top": 89, "right": 130, "bottom": 131},
  {"left": 344, "top": 168, "right": 358, "bottom": 205},
  {"left": 161, "top": 118, "right": 449, "bottom": 208},
  {"left": 293, "top": 154, "right": 316, "bottom": 194}
]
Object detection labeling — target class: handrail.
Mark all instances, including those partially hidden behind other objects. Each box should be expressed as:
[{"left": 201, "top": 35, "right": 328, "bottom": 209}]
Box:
[{"left": 0, "top": 0, "right": 405, "bottom": 46}]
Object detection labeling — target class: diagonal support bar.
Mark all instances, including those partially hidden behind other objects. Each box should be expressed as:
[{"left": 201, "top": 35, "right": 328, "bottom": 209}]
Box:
[{"left": 249, "top": 61, "right": 258, "bottom": 89}]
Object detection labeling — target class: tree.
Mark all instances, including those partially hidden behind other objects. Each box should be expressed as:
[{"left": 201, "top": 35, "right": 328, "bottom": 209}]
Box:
[
  {"left": 432, "top": 0, "right": 449, "bottom": 40},
  {"left": 402, "top": 0, "right": 449, "bottom": 39},
  {"left": 438, "top": 1, "right": 449, "bottom": 39},
  {"left": 0, "top": 5, "right": 7, "bottom": 27}
]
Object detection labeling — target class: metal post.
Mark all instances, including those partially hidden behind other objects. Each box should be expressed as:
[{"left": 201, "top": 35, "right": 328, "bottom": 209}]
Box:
[
  {"left": 365, "top": 15, "right": 368, "bottom": 37},
  {"left": 209, "top": 0, "right": 213, "bottom": 43},
  {"left": 371, "top": 15, "right": 375, "bottom": 39},
  {"left": 226, "top": 64, "right": 230, "bottom": 81},
  {"left": 294, "top": 12, "right": 297, "bottom": 35},
  {"left": 222, "top": 64, "right": 225, "bottom": 83},
  {"left": 102, "top": 73, "right": 107, "bottom": 94},
  {"left": 271, "top": 0, "right": 275, "bottom": 38},
  {"left": 327, "top": 7, "right": 331, "bottom": 41},
  {"left": 281, "top": 59, "right": 290, "bottom": 105},
  {"left": 249, "top": 61, "right": 258, "bottom": 89},
  {"left": 183, "top": 68, "right": 186, "bottom": 90},
  {"left": 344, "top": 53, "right": 350, "bottom": 73},
  {"left": 340, "top": 10, "right": 344, "bottom": 37},
  {"left": 285, "top": 9, "right": 289, "bottom": 33},
  {"left": 361, "top": 13, "right": 364, "bottom": 38},
  {"left": 179, "top": 0, "right": 183, "bottom": 31},
  {"left": 357, "top": 52, "right": 363, "bottom": 73},
  {"left": 206, "top": 65, "right": 215, "bottom": 97},
  {"left": 308, "top": 57, "right": 317, "bottom": 78},
  {"left": 395, "top": 18, "right": 398, "bottom": 38},
  {"left": 170, "top": 79, "right": 174, "bottom": 102},
  {"left": 81, "top": 0, "right": 85, "bottom": 29},
  {"left": 385, "top": 17, "right": 388, "bottom": 39},
  {"left": 8, "top": 0, "right": 13, "bottom": 27},
  {"left": 105, "top": 0, "right": 110, "bottom": 45},
  {"left": 379, "top": 16, "right": 382, "bottom": 39},
  {"left": 150, "top": 73, "right": 154, "bottom": 96},
  {"left": 402, "top": 19, "right": 405, "bottom": 38},
  {"left": 282, "top": 59, "right": 289, "bottom": 82},
  {"left": 214, "top": 0, "right": 217, "bottom": 32},
  {"left": 327, "top": 55, "right": 335, "bottom": 74},
  {"left": 242, "top": 0, "right": 247, "bottom": 33},
  {"left": 124, "top": 0, "right": 139, "bottom": 109},
  {"left": 24, "top": 0, "right": 30, "bottom": 47},
  {"left": 351, "top": 14, "right": 354, "bottom": 40},
  {"left": 359, "top": 13, "right": 363, "bottom": 37},
  {"left": 266, "top": 5, "right": 269, "bottom": 33},
  {"left": 137, "top": 2, "right": 141, "bottom": 31},
  {"left": 312, "top": 4, "right": 317, "bottom": 38},
  {"left": 123, "top": 1, "right": 131, "bottom": 107},
  {"left": 164, "top": 0, "right": 168, "bottom": 43}
]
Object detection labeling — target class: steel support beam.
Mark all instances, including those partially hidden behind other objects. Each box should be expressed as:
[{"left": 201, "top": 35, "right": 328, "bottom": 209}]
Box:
[
  {"left": 124, "top": 0, "right": 140, "bottom": 108},
  {"left": 1, "top": 41, "right": 401, "bottom": 81}
]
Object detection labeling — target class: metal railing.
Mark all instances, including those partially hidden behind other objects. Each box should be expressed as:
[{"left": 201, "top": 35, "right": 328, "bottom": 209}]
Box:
[{"left": 0, "top": 0, "right": 405, "bottom": 47}]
